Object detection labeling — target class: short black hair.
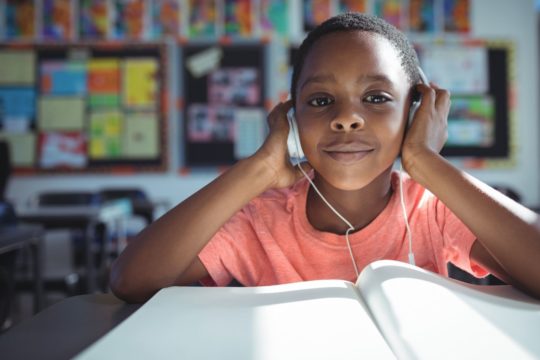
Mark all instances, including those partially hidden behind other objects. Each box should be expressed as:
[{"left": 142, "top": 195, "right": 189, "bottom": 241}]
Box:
[{"left": 291, "top": 12, "right": 420, "bottom": 103}]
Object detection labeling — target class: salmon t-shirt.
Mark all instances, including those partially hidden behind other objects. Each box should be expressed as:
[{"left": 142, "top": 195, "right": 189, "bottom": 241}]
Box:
[{"left": 198, "top": 171, "right": 488, "bottom": 286}]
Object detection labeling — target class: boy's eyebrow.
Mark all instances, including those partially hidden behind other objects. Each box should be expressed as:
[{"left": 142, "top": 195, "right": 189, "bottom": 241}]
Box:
[{"left": 299, "top": 73, "right": 395, "bottom": 92}]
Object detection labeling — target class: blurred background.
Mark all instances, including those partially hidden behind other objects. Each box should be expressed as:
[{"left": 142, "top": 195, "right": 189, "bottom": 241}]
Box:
[{"left": 0, "top": 0, "right": 538, "bottom": 332}]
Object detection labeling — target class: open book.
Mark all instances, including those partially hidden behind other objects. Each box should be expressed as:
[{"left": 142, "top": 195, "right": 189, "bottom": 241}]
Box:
[{"left": 76, "top": 260, "right": 540, "bottom": 359}]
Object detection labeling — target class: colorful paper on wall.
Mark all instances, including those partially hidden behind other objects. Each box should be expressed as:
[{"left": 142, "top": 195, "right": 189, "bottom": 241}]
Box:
[
  {"left": 5, "top": 0, "right": 35, "bottom": 39},
  {"left": 188, "top": 0, "right": 218, "bottom": 37},
  {"left": 88, "top": 59, "right": 120, "bottom": 93},
  {"left": 419, "top": 44, "right": 488, "bottom": 93},
  {"left": 0, "top": 88, "right": 36, "bottom": 126},
  {"left": 187, "top": 105, "right": 235, "bottom": 142},
  {"left": 234, "top": 108, "right": 265, "bottom": 159},
  {"left": 224, "top": 0, "right": 252, "bottom": 37},
  {"left": 303, "top": 0, "right": 332, "bottom": 32},
  {"left": 409, "top": 0, "right": 436, "bottom": 32},
  {"left": 0, "top": 51, "right": 36, "bottom": 85},
  {"left": 38, "top": 131, "right": 87, "bottom": 168},
  {"left": 373, "top": 0, "right": 404, "bottom": 30},
  {"left": 260, "top": 0, "right": 288, "bottom": 36},
  {"left": 208, "top": 68, "right": 260, "bottom": 106},
  {"left": 443, "top": 0, "right": 470, "bottom": 33},
  {"left": 0, "top": 132, "right": 36, "bottom": 166},
  {"left": 447, "top": 96, "right": 495, "bottom": 147},
  {"left": 89, "top": 110, "right": 123, "bottom": 159},
  {"left": 123, "top": 58, "right": 159, "bottom": 108},
  {"left": 112, "top": 0, "right": 147, "bottom": 39},
  {"left": 152, "top": 0, "right": 181, "bottom": 37},
  {"left": 38, "top": 97, "right": 85, "bottom": 131},
  {"left": 80, "top": 0, "right": 110, "bottom": 39},
  {"left": 123, "top": 113, "right": 159, "bottom": 158},
  {"left": 338, "top": 0, "right": 367, "bottom": 13},
  {"left": 41, "top": 61, "right": 87, "bottom": 95},
  {"left": 42, "top": 0, "right": 74, "bottom": 40}
]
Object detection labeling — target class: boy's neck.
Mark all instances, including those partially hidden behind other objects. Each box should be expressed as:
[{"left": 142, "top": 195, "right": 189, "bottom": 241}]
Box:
[{"left": 306, "top": 168, "right": 394, "bottom": 234}]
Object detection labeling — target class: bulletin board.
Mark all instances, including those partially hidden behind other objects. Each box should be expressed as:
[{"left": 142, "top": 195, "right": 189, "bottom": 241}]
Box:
[
  {"left": 181, "top": 42, "right": 267, "bottom": 168},
  {"left": 0, "top": 42, "right": 168, "bottom": 174}
]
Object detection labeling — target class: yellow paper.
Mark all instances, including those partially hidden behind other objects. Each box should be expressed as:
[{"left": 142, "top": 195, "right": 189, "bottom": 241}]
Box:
[
  {"left": 0, "top": 50, "right": 36, "bottom": 84},
  {"left": 123, "top": 113, "right": 159, "bottom": 158},
  {"left": 0, "top": 132, "right": 36, "bottom": 166},
  {"left": 122, "top": 58, "right": 158, "bottom": 108},
  {"left": 38, "top": 97, "right": 85, "bottom": 130},
  {"left": 89, "top": 110, "right": 123, "bottom": 159}
]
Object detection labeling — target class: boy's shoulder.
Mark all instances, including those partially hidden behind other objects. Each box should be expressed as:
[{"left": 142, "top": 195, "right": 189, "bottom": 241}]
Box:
[{"left": 250, "top": 177, "right": 309, "bottom": 210}]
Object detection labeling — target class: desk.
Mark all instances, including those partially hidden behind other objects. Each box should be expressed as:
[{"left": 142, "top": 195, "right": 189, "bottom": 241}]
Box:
[
  {"left": 0, "top": 224, "right": 44, "bottom": 313},
  {"left": 17, "top": 200, "right": 131, "bottom": 293},
  {"left": 0, "top": 293, "right": 140, "bottom": 360}
]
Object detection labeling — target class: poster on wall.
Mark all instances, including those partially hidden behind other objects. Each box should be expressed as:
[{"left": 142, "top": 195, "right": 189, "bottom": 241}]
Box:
[
  {"left": 151, "top": 0, "right": 181, "bottom": 37},
  {"left": 408, "top": 0, "right": 436, "bottom": 33},
  {"left": 4, "top": 0, "right": 36, "bottom": 39},
  {"left": 208, "top": 67, "right": 260, "bottom": 106},
  {"left": 224, "top": 0, "right": 253, "bottom": 37},
  {"left": 42, "top": 0, "right": 75, "bottom": 40},
  {"left": 187, "top": 104, "right": 235, "bottom": 143},
  {"left": 188, "top": 0, "right": 219, "bottom": 38},
  {"left": 443, "top": 0, "right": 470, "bottom": 33},
  {"left": 373, "top": 0, "right": 404, "bottom": 30},
  {"left": 40, "top": 61, "right": 87, "bottom": 95},
  {"left": 303, "top": 0, "right": 332, "bottom": 32},
  {"left": 89, "top": 110, "right": 123, "bottom": 160},
  {"left": 338, "top": 0, "right": 367, "bottom": 13},
  {"left": 38, "top": 131, "right": 87, "bottom": 169},
  {"left": 260, "top": 0, "right": 288, "bottom": 36},
  {"left": 80, "top": 0, "right": 110, "bottom": 39},
  {"left": 112, "top": 0, "right": 147, "bottom": 39},
  {"left": 0, "top": 87, "right": 36, "bottom": 132},
  {"left": 447, "top": 96, "right": 495, "bottom": 147}
]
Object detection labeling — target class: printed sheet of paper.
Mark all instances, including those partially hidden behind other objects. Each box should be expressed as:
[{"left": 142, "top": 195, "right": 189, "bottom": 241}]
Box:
[
  {"left": 89, "top": 110, "right": 123, "bottom": 159},
  {"left": 0, "top": 132, "right": 36, "bottom": 166},
  {"left": 38, "top": 97, "right": 85, "bottom": 131},
  {"left": 79, "top": 0, "right": 110, "bottom": 39},
  {"left": 122, "top": 58, "right": 158, "bottom": 108},
  {"left": 5, "top": 0, "right": 36, "bottom": 39},
  {"left": 188, "top": 0, "right": 218, "bottom": 37},
  {"left": 0, "top": 88, "right": 36, "bottom": 128},
  {"left": 123, "top": 113, "right": 159, "bottom": 158},
  {"left": 260, "top": 0, "right": 288, "bottom": 36},
  {"left": 420, "top": 44, "right": 488, "bottom": 93},
  {"left": 38, "top": 131, "right": 87, "bottom": 168},
  {"left": 41, "top": 61, "right": 87, "bottom": 95},
  {"left": 224, "top": 0, "right": 253, "bottom": 37},
  {"left": 234, "top": 108, "right": 266, "bottom": 159},
  {"left": 42, "top": 0, "right": 75, "bottom": 40},
  {"left": 0, "top": 50, "right": 36, "bottom": 85},
  {"left": 88, "top": 59, "right": 120, "bottom": 108},
  {"left": 151, "top": 0, "right": 181, "bottom": 37},
  {"left": 112, "top": 0, "right": 147, "bottom": 39},
  {"left": 447, "top": 95, "right": 495, "bottom": 147}
]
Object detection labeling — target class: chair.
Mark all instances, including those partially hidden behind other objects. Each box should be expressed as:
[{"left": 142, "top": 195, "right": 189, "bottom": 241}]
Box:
[
  {"left": 33, "top": 191, "right": 107, "bottom": 293},
  {"left": 99, "top": 188, "right": 153, "bottom": 225}
]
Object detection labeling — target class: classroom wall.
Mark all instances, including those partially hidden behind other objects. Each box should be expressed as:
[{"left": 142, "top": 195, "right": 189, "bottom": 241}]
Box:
[{"left": 7, "top": 0, "right": 540, "bottom": 209}]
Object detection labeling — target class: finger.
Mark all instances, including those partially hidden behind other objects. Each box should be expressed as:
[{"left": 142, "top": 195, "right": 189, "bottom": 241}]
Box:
[{"left": 415, "top": 83, "right": 436, "bottom": 108}]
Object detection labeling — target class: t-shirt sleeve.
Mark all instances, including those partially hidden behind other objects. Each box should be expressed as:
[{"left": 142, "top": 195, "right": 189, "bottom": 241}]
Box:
[
  {"left": 434, "top": 198, "right": 489, "bottom": 278},
  {"left": 198, "top": 203, "right": 266, "bottom": 286}
]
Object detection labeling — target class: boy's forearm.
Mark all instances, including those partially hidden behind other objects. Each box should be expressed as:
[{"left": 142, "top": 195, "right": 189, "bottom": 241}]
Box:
[
  {"left": 407, "top": 151, "right": 540, "bottom": 297},
  {"left": 111, "top": 156, "right": 274, "bottom": 297}
]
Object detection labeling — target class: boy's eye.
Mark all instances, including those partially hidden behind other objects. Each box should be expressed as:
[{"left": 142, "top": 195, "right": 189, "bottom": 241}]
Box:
[
  {"left": 364, "top": 95, "right": 390, "bottom": 104},
  {"left": 308, "top": 97, "right": 334, "bottom": 107}
]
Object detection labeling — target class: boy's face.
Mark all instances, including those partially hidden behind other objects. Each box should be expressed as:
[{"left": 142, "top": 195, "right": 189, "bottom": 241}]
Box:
[{"left": 295, "top": 31, "right": 412, "bottom": 191}]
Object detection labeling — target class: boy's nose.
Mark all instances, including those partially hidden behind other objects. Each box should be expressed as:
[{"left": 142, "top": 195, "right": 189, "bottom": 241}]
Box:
[{"left": 330, "top": 110, "right": 365, "bottom": 132}]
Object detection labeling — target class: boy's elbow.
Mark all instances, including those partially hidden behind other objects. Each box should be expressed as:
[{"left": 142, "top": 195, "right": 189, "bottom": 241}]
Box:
[{"left": 109, "top": 260, "right": 153, "bottom": 304}]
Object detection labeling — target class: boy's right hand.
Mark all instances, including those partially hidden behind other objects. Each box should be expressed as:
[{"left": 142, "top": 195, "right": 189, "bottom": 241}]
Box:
[{"left": 251, "top": 100, "right": 312, "bottom": 189}]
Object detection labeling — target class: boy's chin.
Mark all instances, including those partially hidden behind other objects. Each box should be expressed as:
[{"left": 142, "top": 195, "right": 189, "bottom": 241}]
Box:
[{"left": 315, "top": 172, "right": 374, "bottom": 192}]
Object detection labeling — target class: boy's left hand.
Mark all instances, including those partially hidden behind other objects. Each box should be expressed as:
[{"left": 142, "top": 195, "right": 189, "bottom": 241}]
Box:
[{"left": 401, "top": 82, "right": 451, "bottom": 172}]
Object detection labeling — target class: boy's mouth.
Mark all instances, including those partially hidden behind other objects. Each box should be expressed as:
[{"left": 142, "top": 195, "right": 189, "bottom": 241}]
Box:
[{"left": 322, "top": 143, "right": 375, "bottom": 164}]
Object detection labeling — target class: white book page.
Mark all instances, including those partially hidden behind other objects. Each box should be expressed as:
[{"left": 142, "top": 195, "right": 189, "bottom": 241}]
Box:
[
  {"left": 76, "top": 280, "right": 395, "bottom": 360},
  {"left": 357, "top": 260, "right": 540, "bottom": 360}
]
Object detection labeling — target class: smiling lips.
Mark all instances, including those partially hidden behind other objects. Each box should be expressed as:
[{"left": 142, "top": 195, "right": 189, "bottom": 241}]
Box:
[{"left": 323, "top": 143, "right": 374, "bottom": 164}]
